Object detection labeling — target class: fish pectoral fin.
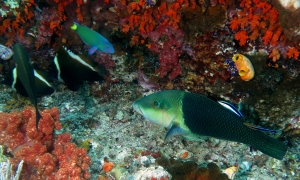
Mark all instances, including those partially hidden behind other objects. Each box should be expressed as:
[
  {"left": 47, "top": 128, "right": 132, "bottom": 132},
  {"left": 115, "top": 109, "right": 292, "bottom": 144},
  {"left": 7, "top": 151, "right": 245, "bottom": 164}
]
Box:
[
  {"left": 239, "top": 69, "right": 249, "bottom": 76},
  {"left": 165, "top": 125, "right": 188, "bottom": 141},
  {"left": 88, "top": 46, "right": 98, "bottom": 55}
]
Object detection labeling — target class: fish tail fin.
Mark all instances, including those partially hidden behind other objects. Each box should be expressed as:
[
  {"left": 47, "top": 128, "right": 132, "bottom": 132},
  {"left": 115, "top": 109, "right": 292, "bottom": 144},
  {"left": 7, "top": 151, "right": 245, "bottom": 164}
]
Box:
[
  {"left": 253, "top": 133, "right": 287, "bottom": 160},
  {"left": 36, "top": 109, "right": 42, "bottom": 131}
]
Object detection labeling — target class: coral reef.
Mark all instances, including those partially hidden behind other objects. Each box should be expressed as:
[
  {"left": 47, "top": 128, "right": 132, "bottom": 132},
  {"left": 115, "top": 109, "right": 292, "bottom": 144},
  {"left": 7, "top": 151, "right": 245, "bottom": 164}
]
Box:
[
  {"left": 0, "top": 0, "right": 35, "bottom": 46},
  {"left": 0, "top": 107, "right": 91, "bottom": 179},
  {"left": 35, "top": 8, "right": 62, "bottom": 49},
  {"left": 156, "top": 157, "right": 230, "bottom": 180},
  {"left": 1, "top": 0, "right": 300, "bottom": 179},
  {"left": 140, "top": 24, "right": 184, "bottom": 80}
]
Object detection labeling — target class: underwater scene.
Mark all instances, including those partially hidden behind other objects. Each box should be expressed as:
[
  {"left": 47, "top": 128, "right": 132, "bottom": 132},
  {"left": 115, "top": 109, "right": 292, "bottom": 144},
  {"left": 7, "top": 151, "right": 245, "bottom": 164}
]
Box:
[{"left": 0, "top": 0, "right": 300, "bottom": 179}]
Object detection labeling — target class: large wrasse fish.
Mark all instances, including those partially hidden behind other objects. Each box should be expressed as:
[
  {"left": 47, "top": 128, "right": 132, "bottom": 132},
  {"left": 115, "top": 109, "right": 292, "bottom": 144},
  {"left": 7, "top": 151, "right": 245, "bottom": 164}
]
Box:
[
  {"left": 13, "top": 43, "right": 41, "bottom": 130},
  {"left": 70, "top": 22, "right": 115, "bottom": 54},
  {"left": 133, "top": 90, "right": 287, "bottom": 160}
]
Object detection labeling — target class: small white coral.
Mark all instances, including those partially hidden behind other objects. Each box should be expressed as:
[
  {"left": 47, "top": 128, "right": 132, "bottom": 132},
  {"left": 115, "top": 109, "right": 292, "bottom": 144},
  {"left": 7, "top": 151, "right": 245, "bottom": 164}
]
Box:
[
  {"left": 134, "top": 166, "right": 171, "bottom": 180},
  {"left": 279, "top": 0, "right": 300, "bottom": 10}
]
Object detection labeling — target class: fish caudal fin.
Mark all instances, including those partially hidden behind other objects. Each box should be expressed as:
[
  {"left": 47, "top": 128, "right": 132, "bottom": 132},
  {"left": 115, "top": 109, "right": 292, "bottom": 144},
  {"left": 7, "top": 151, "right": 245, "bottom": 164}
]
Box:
[
  {"left": 253, "top": 132, "right": 287, "bottom": 160},
  {"left": 36, "top": 109, "right": 42, "bottom": 131}
]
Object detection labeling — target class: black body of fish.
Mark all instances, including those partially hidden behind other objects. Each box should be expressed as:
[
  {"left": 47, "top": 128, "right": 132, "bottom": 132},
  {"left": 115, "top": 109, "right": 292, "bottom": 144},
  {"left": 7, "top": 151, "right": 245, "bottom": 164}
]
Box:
[
  {"left": 13, "top": 43, "right": 41, "bottom": 130},
  {"left": 182, "top": 92, "right": 287, "bottom": 160}
]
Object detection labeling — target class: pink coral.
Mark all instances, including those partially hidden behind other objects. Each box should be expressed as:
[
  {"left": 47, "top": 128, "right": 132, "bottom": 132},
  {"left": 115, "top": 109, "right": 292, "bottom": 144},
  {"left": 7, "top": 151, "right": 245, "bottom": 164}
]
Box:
[
  {"left": 141, "top": 24, "right": 184, "bottom": 80},
  {"left": 36, "top": 8, "right": 62, "bottom": 49},
  {"left": 137, "top": 69, "right": 160, "bottom": 91}
]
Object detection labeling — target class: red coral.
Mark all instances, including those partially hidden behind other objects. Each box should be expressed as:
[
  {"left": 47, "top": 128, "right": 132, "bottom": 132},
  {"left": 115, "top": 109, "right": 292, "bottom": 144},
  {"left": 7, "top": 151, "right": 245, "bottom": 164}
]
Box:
[
  {"left": 0, "top": 1, "right": 35, "bottom": 46},
  {"left": 235, "top": 30, "right": 248, "bottom": 46},
  {"left": 262, "top": 30, "right": 273, "bottom": 45},
  {"left": 286, "top": 47, "right": 300, "bottom": 60},
  {"left": 53, "top": 133, "right": 91, "bottom": 179},
  {"left": 230, "top": 0, "right": 284, "bottom": 47},
  {"left": 0, "top": 107, "right": 91, "bottom": 180},
  {"left": 120, "top": 0, "right": 187, "bottom": 35},
  {"left": 229, "top": 17, "right": 239, "bottom": 31}
]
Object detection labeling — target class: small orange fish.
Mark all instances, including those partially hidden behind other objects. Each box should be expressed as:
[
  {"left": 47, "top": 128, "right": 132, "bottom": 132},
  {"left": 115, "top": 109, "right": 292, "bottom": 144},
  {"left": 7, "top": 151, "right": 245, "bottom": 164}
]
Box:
[{"left": 232, "top": 54, "right": 255, "bottom": 81}]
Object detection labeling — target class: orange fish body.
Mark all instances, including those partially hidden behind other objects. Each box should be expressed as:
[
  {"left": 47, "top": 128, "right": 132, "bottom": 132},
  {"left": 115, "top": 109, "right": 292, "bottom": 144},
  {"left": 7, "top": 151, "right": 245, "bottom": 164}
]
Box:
[{"left": 232, "top": 54, "right": 255, "bottom": 81}]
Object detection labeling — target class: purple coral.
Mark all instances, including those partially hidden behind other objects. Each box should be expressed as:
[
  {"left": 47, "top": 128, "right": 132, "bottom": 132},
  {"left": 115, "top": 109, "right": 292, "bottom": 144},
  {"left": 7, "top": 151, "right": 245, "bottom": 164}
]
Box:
[
  {"left": 140, "top": 24, "right": 184, "bottom": 80},
  {"left": 137, "top": 69, "right": 159, "bottom": 91},
  {"left": 36, "top": 8, "right": 61, "bottom": 48}
]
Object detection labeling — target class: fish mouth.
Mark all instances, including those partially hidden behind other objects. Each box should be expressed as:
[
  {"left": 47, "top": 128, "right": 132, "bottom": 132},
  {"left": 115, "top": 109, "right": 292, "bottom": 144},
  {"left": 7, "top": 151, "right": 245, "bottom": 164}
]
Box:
[{"left": 132, "top": 102, "right": 143, "bottom": 115}]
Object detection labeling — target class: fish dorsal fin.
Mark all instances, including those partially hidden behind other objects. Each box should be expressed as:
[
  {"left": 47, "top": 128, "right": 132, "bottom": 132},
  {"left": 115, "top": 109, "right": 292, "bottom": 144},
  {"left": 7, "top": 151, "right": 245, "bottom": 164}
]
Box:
[
  {"left": 61, "top": 47, "right": 97, "bottom": 72},
  {"left": 165, "top": 124, "right": 188, "bottom": 141},
  {"left": 218, "top": 101, "right": 243, "bottom": 117},
  {"left": 34, "top": 70, "right": 52, "bottom": 88}
]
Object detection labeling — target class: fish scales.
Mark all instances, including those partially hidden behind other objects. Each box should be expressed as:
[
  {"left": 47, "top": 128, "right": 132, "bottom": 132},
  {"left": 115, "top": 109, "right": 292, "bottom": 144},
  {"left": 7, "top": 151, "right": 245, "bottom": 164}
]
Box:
[
  {"left": 133, "top": 90, "right": 287, "bottom": 160},
  {"left": 182, "top": 92, "right": 286, "bottom": 160},
  {"left": 71, "top": 23, "right": 115, "bottom": 54},
  {"left": 182, "top": 92, "right": 253, "bottom": 140},
  {"left": 76, "top": 25, "right": 105, "bottom": 46}
]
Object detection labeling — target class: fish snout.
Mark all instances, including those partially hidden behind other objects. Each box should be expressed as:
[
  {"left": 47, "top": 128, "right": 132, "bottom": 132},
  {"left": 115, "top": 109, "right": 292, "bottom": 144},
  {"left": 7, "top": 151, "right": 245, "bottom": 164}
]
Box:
[{"left": 132, "top": 102, "right": 143, "bottom": 115}]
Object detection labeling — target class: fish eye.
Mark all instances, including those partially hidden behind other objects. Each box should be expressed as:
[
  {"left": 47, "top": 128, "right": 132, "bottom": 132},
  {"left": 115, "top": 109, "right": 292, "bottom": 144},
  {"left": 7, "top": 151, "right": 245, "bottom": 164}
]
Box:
[
  {"left": 153, "top": 100, "right": 159, "bottom": 107},
  {"left": 235, "top": 56, "right": 239, "bottom": 61}
]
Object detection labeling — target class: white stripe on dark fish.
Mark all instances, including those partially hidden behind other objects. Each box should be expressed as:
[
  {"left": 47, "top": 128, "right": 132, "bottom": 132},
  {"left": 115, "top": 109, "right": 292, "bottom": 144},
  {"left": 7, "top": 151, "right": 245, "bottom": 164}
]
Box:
[{"left": 218, "top": 100, "right": 243, "bottom": 117}]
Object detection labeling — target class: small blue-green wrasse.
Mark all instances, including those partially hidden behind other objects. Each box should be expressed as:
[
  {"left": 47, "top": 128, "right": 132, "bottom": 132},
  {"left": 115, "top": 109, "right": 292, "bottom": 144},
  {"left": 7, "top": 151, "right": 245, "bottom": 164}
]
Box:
[
  {"left": 132, "top": 90, "right": 287, "bottom": 160},
  {"left": 70, "top": 22, "right": 114, "bottom": 54}
]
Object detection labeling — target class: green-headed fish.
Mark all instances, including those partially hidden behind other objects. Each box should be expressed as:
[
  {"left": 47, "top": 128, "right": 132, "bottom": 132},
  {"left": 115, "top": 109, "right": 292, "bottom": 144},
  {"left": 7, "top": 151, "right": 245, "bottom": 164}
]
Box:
[
  {"left": 13, "top": 43, "right": 41, "bottom": 130},
  {"left": 70, "top": 22, "right": 115, "bottom": 54},
  {"left": 133, "top": 90, "right": 287, "bottom": 160}
]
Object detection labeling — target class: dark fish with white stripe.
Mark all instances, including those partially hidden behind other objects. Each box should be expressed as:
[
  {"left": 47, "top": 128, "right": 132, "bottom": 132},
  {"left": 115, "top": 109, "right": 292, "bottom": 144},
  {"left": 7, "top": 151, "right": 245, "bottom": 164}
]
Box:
[{"left": 13, "top": 43, "right": 41, "bottom": 130}]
